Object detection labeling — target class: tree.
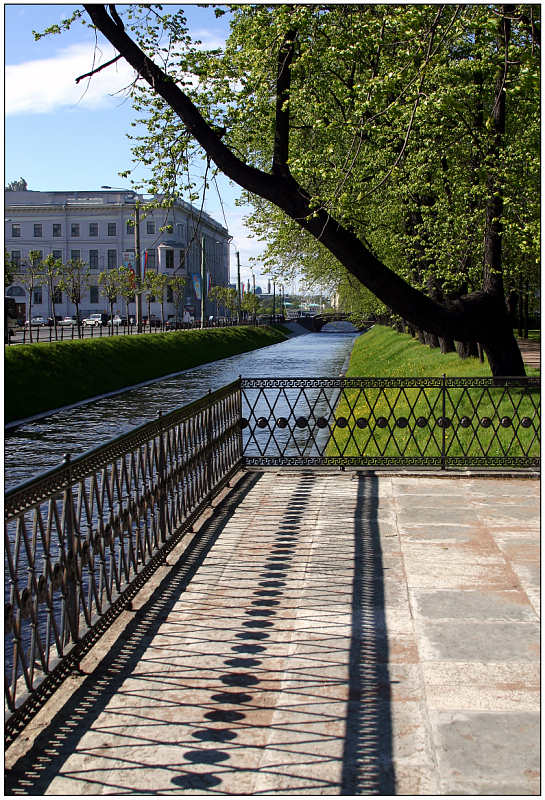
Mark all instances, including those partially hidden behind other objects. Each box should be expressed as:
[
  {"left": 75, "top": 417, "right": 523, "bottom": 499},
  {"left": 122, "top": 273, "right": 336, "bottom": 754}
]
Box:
[
  {"left": 208, "top": 285, "right": 238, "bottom": 319},
  {"left": 117, "top": 264, "right": 138, "bottom": 324},
  {"left": 147, "top": 271, "right": 169, "bottom": 325},
  {"left": 18, "top": 250, "right": 45, "bottom": 343},
  {"left": 241, "top": 291, "right": 261, "bottom": 323},
  {"left": 5, "top": 177, "right": 28, "bottom": 191},
  {"left": 64, "top": 5, "right": 539, "bottom": 374},
  {"left": 58, "top": 258, "right": 89, "bottom": 336},
  {"left": 169, "top": 275, "right": 187, "bottom": 321},
  {"left": 41, "top": 254, "right": 63, "bottom": 336},
  {"left": 98, "top": 267, "right": 122, "bottom": 331},
  {"left": 5, "top": 250, "right": 16, "bottom": 288}
]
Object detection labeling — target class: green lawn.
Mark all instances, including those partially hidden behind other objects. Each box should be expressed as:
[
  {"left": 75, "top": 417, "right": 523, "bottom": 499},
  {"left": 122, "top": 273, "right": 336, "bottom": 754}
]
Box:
[{"left": 325, "top": 326, "right": 540, "bottom": 464}]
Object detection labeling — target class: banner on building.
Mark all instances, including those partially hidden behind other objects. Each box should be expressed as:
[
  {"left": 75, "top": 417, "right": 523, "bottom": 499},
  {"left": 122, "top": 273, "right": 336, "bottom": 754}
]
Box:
[{"left": 192, "top": 273, "right": 202, "bottom": 300}]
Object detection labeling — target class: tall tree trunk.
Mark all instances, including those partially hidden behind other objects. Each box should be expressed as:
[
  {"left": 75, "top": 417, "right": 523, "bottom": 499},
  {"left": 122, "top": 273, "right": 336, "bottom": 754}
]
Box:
[{"left": 439, "top": 336, "right": 455, "bottom": 354}]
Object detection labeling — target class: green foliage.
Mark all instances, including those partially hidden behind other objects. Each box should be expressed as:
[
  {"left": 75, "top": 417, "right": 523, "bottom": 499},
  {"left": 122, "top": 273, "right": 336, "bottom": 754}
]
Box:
[
  {"left": 43, "top": 6, "right": 540, "bottom": 330},
  {"left": 5, "top": 177, "right": 28, "bottom": 191},
  {"left": 5, "top": 326, "right": 288, "bottom": 423},
  {"left": 209, "top": 285, "right": 238, "bottom": 316},
  {"left": 116, "top": 4, "right": 539, "bottom": 312},
  {"left": 328, "top": 325, "right": 539, "bottom": 460}
]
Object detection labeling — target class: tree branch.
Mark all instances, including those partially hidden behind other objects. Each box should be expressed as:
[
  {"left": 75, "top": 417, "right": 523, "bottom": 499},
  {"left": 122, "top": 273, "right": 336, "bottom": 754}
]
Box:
[
  {"left": 272, "top": 29, "right": 297, "bottom": 177},
  {"left": 75, "top": 53, "right": 123, "bottom": 84},
  {"left": 81, "top": 4, "right": 512, "bottom": 346}
]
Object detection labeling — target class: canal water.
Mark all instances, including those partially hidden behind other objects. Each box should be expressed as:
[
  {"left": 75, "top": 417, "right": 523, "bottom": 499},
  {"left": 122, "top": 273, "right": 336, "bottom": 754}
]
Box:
[{"left": 5, "top": 328, "right": 359, "bottom": 490}]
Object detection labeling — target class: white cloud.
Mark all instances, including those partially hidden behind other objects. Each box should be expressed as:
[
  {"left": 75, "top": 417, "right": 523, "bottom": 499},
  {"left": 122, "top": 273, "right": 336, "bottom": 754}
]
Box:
[{"left": 6, "top": 43, "right": 136, "bottom": 115}]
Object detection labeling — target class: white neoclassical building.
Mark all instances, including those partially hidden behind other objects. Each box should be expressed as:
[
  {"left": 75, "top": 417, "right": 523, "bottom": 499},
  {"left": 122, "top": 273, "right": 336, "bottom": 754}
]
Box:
[{"left": 4, "top": 189, "right": 230, "bottom": 322}]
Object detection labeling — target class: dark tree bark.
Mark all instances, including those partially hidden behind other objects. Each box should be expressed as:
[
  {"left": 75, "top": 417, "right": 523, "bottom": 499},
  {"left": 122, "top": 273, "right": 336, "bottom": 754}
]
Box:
[
  {"left": 439, "top": 336, "right": 456, "bottom": 354},
  {"left": 83, "top": 4, "right": 526, "bottom": 376},
  {"left": 456, "top": 341, "right": 478, "bottom": 360}
]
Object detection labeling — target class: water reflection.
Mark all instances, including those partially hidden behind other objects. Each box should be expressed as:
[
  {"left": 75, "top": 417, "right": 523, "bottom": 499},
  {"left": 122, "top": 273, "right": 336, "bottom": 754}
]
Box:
[{"left": 5, "top": 332, "right": 358, "bottom": 489}]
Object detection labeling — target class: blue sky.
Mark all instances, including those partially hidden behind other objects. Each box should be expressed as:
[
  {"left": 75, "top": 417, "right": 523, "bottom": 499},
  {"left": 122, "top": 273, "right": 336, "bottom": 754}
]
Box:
[{"left": 4, "top": 4, "right": 269, "bottom": 287}]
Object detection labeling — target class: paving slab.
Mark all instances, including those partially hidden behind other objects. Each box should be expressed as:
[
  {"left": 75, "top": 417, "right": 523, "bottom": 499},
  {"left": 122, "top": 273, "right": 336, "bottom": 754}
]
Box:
[{"left": 5, "top": 471, "right": 540, "bottom": 796}]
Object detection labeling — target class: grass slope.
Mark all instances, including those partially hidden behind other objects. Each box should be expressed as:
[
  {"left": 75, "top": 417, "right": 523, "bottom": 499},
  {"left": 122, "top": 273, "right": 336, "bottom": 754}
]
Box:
[
  {"left": 5, "top": 326, "right": 287, "bottom": 423},
  {"left": 326, "top": 325, "right": 539, "bottom": 462}
]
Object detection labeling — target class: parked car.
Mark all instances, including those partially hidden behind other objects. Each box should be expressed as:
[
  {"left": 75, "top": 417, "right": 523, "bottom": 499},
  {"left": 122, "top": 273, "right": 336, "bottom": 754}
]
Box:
[
  {"left": 143, "top": 315, "right": 162, "bottom": 328},
  {"left": 25, "top": 316, "right": 51, "bottom": 327},
  {"left": 165, "top": 317, "right": 182, "bottom": 330},
  {"left": 82, "top": 313, "right": 104, "bottom": 327},
  {"left": 111, "top": 315, "right": 125, "bottom": 326},
  {"left": 59, "top": 316, "right": 78, "bottom": 326}
]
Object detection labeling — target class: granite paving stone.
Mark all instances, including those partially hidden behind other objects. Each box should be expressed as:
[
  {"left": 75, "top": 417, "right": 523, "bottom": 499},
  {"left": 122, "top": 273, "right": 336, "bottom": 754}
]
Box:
[{"left": 5, "top": 472, "right": 539, "bottom": 796}]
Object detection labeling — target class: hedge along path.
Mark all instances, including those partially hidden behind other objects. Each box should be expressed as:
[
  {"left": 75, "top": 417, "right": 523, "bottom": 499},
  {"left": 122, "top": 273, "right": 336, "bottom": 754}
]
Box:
[
  {"left": 325, "top": 326, "right": 540, "bottom": 462},
  {"left": 5, "top": 326, "right": 288, "bottom": 424}
]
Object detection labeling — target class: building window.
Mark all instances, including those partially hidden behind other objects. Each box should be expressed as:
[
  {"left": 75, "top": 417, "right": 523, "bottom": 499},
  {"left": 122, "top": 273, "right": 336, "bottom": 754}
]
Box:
[
  {"left": 11, "top": 224, "right": 21, "bottom": 238},
  {"left": 70, "top": 249, "right": 80, "bottom": 262},
  {"left": 90, "top": 286, "right": 99, "bottom": 304},
  {"left": 146, "top": 251, "right": 156, "bottom": 270},
  {"left": 71, "top": 223, "right": 80, "bottom": 237},
  {"left": 53, "top": 223, "right": 62, "bottom": 237},
  {"left": 53, "top": 288, "right": 62, "bottom": 304},
  {"left": 126, "top": 219, "right": 134, "bottom": 234},
  {"left": 107, "top": 249, "right": 117, "bottom": 268},
  {"left": 89, "top": 222, "right": 98, "bottom": 237},
  {"left": 108, "top": 223, "right": 117, "bottom": 237},
  {"left": 146, "top": 220, "right": 155, "bottom": 235},
  {"left": 165, "top": 249, "right": 174, "bottom": 269},
  {"left": 52, "top": 249, "right": 62, "bottom": 260},
  {"left": 33, "top": 287, "right": 43, "bottom": 304},
  {"left": 6, "top": 285, "right": 25, "bottom": 297},
  {"left": 167, "top": 287, "right": 173, "bottom": 303},
  {"left": 11, "top": 251, "right": 21, "bottom": 268},
  {"left": 89, "top": 249, "right": 99, "bottom": 269},
  {"left": 33, "top": 224, "right": 43, "bottom": 238}
]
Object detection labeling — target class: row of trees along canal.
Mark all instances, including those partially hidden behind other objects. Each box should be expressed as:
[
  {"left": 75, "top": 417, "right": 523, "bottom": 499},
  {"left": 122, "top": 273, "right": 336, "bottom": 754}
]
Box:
[
  {"left": 4, "top": 252, "right": 187, "bottom": 340},
  {"left": 4, "top": 248, "right": 286, "bottom": 341},
  {"left": 45, "top": 4, "right": 540, "bottom": 375}
]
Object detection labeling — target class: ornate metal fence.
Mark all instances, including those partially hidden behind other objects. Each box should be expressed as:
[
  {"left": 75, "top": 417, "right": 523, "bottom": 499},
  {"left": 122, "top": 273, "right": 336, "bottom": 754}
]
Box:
[
  {"left": 240, "top": 377, "right": 540, "bottom": 468},
  {"left": 4, "top": 380, "right": 242, "bottom": 738},
  {"left": 4, "top": 374, "right": 540, "bottom": 740}
]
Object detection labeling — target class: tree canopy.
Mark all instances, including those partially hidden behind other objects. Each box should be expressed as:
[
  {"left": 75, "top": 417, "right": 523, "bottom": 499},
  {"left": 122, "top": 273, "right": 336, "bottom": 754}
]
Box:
[{"left": 47, "top": 4, "right": 540, "bottom": 374}]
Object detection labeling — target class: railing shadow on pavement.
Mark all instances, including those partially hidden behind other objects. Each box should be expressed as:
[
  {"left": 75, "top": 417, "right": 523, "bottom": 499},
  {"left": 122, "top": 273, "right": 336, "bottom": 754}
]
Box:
[
  {"left": 5, "top": 471, "right": 396, "bottom": 795},
  {"left": 4, "top": 471, "right": 262, "bottom": 795},
  {"left": 341, "top": 474, "right": 395, "bottom": 794}
]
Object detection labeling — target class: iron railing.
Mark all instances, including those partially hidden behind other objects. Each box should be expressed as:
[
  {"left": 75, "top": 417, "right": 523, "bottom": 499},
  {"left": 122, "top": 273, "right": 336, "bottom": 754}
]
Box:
[
  {"left": 4, "top": 380, "right": 242, "bottom": 738},
  {"left": 4, "top": 375, "right": 540, "bottom": 740},
  {"left": 6, "top": 316, "right": 284, "bottom": 345},
  {"left": 240, "top": 377, "right": 540, "bottom": 468}
]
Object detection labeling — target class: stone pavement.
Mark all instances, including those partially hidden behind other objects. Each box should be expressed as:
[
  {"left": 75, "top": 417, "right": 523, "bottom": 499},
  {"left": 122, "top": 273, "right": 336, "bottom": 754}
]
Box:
[
  {"left": 517, "top": 338, "right": 541, "bottom": 371},
  {"left": 5, "top": 471, "right": 540, "bottom": 795}
]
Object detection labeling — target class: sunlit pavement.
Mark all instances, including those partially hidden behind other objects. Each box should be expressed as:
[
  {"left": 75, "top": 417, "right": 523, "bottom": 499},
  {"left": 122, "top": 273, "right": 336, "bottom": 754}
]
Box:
[{"left": 6, "top": 471, "right": 540, "bottom": 795}]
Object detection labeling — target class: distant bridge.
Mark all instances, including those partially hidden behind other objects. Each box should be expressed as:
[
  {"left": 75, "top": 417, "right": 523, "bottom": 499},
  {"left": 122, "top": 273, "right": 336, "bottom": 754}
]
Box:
[{"left": 294, "top": 312, "right": 372, "bottom": 332}]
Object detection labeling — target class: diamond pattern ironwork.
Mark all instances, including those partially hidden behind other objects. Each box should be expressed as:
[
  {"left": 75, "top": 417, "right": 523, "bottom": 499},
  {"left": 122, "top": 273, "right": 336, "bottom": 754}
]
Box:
[
  {"left": 241, "top": 377, "right": 540, "bottom": 468},
  {"left": 5, "top": 380, "right": 243, "bottom": 736}
]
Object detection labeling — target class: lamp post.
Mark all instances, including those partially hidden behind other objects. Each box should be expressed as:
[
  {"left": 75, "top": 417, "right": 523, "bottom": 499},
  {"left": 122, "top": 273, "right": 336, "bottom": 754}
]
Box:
[
  {"left": 101, "top": 186, "right": 143, "bottom": 332},
  {"left": 200, "top": 235, "right": 206, "bottom": 329}
]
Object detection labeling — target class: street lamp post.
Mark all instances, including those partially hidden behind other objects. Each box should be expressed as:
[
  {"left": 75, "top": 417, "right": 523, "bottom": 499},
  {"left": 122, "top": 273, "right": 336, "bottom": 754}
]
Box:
[
  {"left": 236, "top": 251, "right": 242, "bottom": 323},
  {"left": 200, "top": 235, "right": 206, "bottom": 329}
]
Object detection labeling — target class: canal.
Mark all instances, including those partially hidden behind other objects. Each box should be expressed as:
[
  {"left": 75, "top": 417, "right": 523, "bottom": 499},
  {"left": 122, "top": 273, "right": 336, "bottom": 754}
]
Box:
[{"left": 5, "top": 328, "right": 360, "bottom": 489}]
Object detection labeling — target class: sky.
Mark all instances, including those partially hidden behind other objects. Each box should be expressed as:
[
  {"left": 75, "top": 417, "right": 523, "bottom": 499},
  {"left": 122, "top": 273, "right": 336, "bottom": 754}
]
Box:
[{"left": 4, "top": 3, "right": 272, "bottom": 289}]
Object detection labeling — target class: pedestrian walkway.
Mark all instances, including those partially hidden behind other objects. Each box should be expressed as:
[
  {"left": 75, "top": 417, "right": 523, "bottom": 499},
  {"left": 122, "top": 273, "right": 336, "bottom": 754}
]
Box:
[
  {"left": 5, "top": 471, "right": 540, "bottom": 795},
  {"left": 517, "top": 337, "right": 541, "bottom": 371}
]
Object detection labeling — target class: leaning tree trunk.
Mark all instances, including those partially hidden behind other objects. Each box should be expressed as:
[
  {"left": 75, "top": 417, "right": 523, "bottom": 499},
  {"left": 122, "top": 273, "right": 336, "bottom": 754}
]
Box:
[{"left": 84, "top": 4, "right": 527, "bottom": 377}]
